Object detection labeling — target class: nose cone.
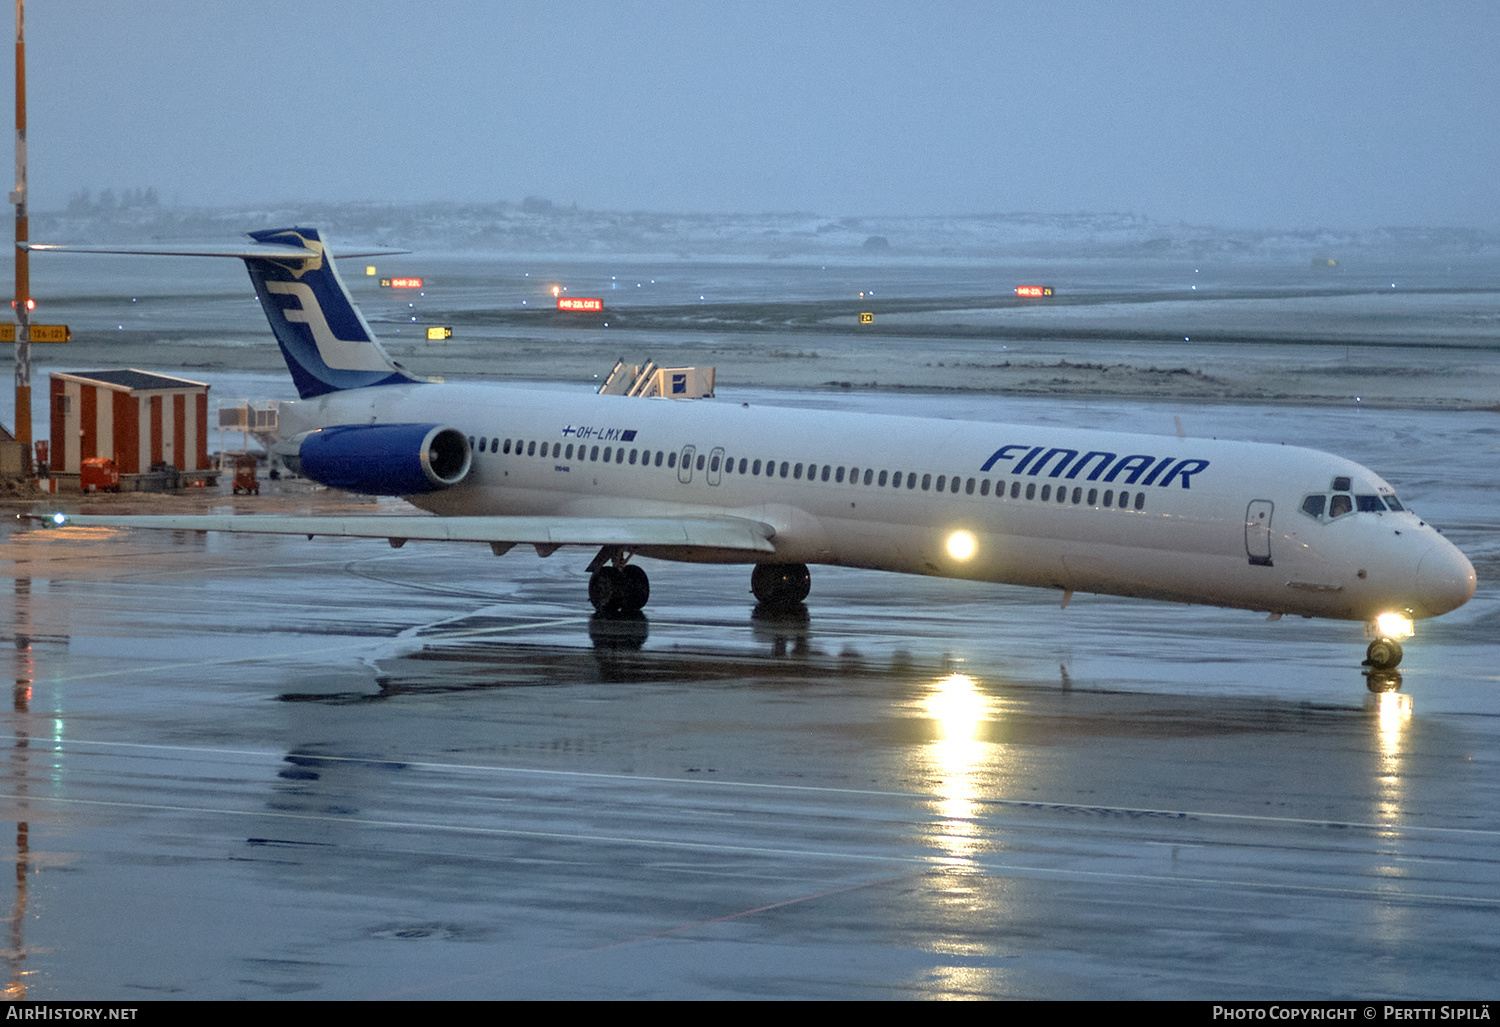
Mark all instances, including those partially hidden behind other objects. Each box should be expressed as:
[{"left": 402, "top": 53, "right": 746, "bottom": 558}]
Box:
[{"left": 1416, "top": 541, "right": 1477, "bottom": 617}]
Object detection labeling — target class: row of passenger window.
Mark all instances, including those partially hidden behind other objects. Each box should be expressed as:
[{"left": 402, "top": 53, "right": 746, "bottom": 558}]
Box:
[
  {"left": 473, "top": 435, "right": 674, "bottom": 466},
  {"left": 723, "top": 458, "right": 1145, "bottom": 509},
  {"left": 471, "top": 435, "right": 1148, "bottom": 511}
]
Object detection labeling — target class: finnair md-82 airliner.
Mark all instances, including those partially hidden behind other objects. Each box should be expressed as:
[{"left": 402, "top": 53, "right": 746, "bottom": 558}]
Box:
[{"left": 33, "top": 228, "right": 1476, "bottom": 681}]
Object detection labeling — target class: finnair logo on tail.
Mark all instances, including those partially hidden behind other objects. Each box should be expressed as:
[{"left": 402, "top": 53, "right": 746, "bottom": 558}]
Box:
[
  {"left": 264, "top": 281, "right": 393, "bottom": 372},
  {"left": 262, "top": 231, "right": 325, "bottom": 278}
]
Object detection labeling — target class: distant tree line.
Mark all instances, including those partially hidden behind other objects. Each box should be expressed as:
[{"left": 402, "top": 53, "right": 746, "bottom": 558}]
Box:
[{"left": 65, "top": 187, "right": 160, "bottom": 213}]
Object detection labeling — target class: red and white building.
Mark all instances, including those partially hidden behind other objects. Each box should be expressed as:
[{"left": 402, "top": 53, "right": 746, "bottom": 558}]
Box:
[{"left": 49, "top": 369, "right": 211, "bottom": 476}]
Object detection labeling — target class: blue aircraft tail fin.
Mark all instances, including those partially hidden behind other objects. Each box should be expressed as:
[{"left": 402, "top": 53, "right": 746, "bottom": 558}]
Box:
[{"left": 242, "top": 227, "right": 419, "bottom": 399}]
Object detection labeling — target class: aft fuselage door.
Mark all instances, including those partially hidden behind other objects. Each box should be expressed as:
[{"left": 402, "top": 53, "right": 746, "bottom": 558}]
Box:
[
  {"left": 1245, "top": 499, "right": 1274, "bottom": 567},
  {"left": 707, "top": 446, "right": 725, "bottom": 486}
]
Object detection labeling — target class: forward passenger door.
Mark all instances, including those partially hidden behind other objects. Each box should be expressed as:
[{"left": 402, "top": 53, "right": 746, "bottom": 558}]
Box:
[{"left": 1245, "top": 500, "right": 1274, "bottom": 566}]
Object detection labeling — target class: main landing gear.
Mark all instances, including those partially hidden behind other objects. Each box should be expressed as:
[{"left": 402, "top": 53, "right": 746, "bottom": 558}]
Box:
[
  {"left": 588, "top": 563, "right": 650, "bottom": 614},
  {"left": 582, "top": 551, "right": 814, "bottom": 615},
  {"left": 751, "top": 562, "right": 811, "bottom": 607},
  {"left": 587, "top": 558, "right": 812, "bottom": 615}
]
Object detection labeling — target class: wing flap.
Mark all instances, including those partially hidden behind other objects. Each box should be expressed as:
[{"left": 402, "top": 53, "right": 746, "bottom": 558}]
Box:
[{"left": 42, "top": 513, "right": 776, "bottom": 553}]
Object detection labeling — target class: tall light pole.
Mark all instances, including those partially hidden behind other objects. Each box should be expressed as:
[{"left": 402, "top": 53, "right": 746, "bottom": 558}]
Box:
[{"left": 9, "top": 0, "right": 28, "bottom": 477}]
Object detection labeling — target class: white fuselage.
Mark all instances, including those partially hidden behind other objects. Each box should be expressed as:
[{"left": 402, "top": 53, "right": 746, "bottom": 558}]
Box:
[{"left": 280, "top": 382, "right": 1476, "bottom": 622}]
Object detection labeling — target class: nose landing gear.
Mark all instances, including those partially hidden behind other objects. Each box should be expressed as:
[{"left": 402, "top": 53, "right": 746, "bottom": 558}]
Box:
[
  {"left": 1363, "top": 636, "right": 1403, "bottom": 671},
  {"left": 1362, "top": 636, "right": 1404, "bottom": 693}
]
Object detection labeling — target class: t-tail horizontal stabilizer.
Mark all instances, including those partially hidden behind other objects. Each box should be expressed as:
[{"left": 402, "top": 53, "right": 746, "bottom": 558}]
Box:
[{"left": 26, "top": 228, "right": 419, "bottom": 400}]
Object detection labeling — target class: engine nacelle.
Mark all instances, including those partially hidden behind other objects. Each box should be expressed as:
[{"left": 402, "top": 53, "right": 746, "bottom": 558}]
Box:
[{"left": 289, "top": 423, "right": 472, "bottom": 495}]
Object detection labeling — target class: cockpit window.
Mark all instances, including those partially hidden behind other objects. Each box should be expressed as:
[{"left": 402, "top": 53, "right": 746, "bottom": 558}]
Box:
[
  {"left": 1332, "top": 476, "right": 1351, "bottom": 492},
  {"left": 1304, "top": 488, "right": 1408, "bottom": 522}
]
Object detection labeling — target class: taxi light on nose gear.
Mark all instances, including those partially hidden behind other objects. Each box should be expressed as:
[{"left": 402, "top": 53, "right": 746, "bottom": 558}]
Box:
[{"left": 1374, "top": 612, "right": 1414, "bottom": 639}]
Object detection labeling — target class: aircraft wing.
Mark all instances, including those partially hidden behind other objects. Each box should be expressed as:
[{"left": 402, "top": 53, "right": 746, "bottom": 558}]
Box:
[{"left": 40, "top": 513, "right": 777, "bottom": 553}]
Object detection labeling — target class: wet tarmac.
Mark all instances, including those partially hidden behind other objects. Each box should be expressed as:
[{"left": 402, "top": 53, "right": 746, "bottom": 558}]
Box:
[
  {"left": 1, "top": 253, "right": 1497, "bottom": 998},
  {"left": 1, "top": 390, "right": 1497, "bottom": 999}
]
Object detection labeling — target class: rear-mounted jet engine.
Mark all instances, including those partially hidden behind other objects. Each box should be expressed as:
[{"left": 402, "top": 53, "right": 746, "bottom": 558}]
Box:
[{"left": 286, "top": 423, "right": 472, "bottom": 495}]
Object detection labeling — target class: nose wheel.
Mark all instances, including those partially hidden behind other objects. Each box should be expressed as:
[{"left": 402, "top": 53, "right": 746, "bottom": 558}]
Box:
[
  {"left": 1363, "top": 637, "right": 1403, "bottom": 671},
  {"left": 1362, "top": 636, "right": 1404, "bottom": 693}
]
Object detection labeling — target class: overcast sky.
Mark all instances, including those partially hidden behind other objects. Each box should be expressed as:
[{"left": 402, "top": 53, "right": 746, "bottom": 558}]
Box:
[{"left": 20, "top": 1, "right": 1500, "bottom": 228}]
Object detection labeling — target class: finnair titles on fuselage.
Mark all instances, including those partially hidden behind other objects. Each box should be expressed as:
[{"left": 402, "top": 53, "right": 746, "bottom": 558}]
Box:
[{"left": 32, "top": 228, "right": 1476, "bottom": 678}]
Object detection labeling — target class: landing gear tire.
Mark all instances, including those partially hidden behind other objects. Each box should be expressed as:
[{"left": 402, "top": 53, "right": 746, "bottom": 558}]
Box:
[
  {"left": 589, "top": 564, "right": 650, "bottom": 614},
  {"left": 620, "top": 564, "right": 649, "bottom": 611},
  {"left": 1363, "top": 637, "right": 1404, "bottom": 672},
  {"left": 751, "top": 562, "right": 811, "bottom": 607},
  {"left": 589, "top": 566, "right": 623, "bottom": 613}
]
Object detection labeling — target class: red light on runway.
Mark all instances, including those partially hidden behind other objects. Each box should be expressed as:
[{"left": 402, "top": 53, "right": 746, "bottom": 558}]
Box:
[
  {"left": 558, "top": 297, "right": 604, "bottom": 312},
  {"left": 1015, "top": 285, "right": 1054, "bottom": 297}
]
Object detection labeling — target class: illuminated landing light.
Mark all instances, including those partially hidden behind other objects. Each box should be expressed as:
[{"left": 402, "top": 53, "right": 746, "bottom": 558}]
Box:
[
  {"left": 51, "top": 512, "right": 66, "bottom": 526},
  {"left": 946, "top": 530, "right": 977, "bottom": 561},
  {"left": 1375, "top": 612, "right": 1414, "bottom": 639}
]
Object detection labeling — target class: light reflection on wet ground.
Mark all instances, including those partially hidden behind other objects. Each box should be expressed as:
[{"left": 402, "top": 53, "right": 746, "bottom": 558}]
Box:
[{"left": 0, "top": 472, "right": 1497, "bottom": 998}]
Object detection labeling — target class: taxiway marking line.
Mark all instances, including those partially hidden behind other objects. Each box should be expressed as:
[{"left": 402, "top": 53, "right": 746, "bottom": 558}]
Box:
[
  {"left": 417, "top": 618, "right": 591, "bottom": 641},
  {"left": 590, "top": 871, "right": 919, "bottom": 947},
  {"left": 4, "top": 790, "right": 1499, "bottom": 909},
  {"left": 0, "top": 791, "right": 915, "bottom": 866},
  {"left": 23, "top": 617, "right": 586, "bottom": 684},
  {"left": 41, "top": 736, "right": 1500, "bottom": 841},
  {"left": 386, "top": 871, "right": 924, "bottom": 997}
]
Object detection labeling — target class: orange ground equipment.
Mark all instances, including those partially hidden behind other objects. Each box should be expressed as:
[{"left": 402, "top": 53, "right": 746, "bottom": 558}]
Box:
[
  {"left": 231, "top": 454, "right": 259, "bottom": 495},
  {"left": 80, "top": 456, "right": 120, "bottom": 493}
]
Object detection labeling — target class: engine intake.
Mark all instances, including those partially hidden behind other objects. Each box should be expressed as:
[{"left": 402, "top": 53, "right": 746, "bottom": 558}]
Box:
[{"left": 292, "top": 423, "right": 472, "bottom": 495}]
